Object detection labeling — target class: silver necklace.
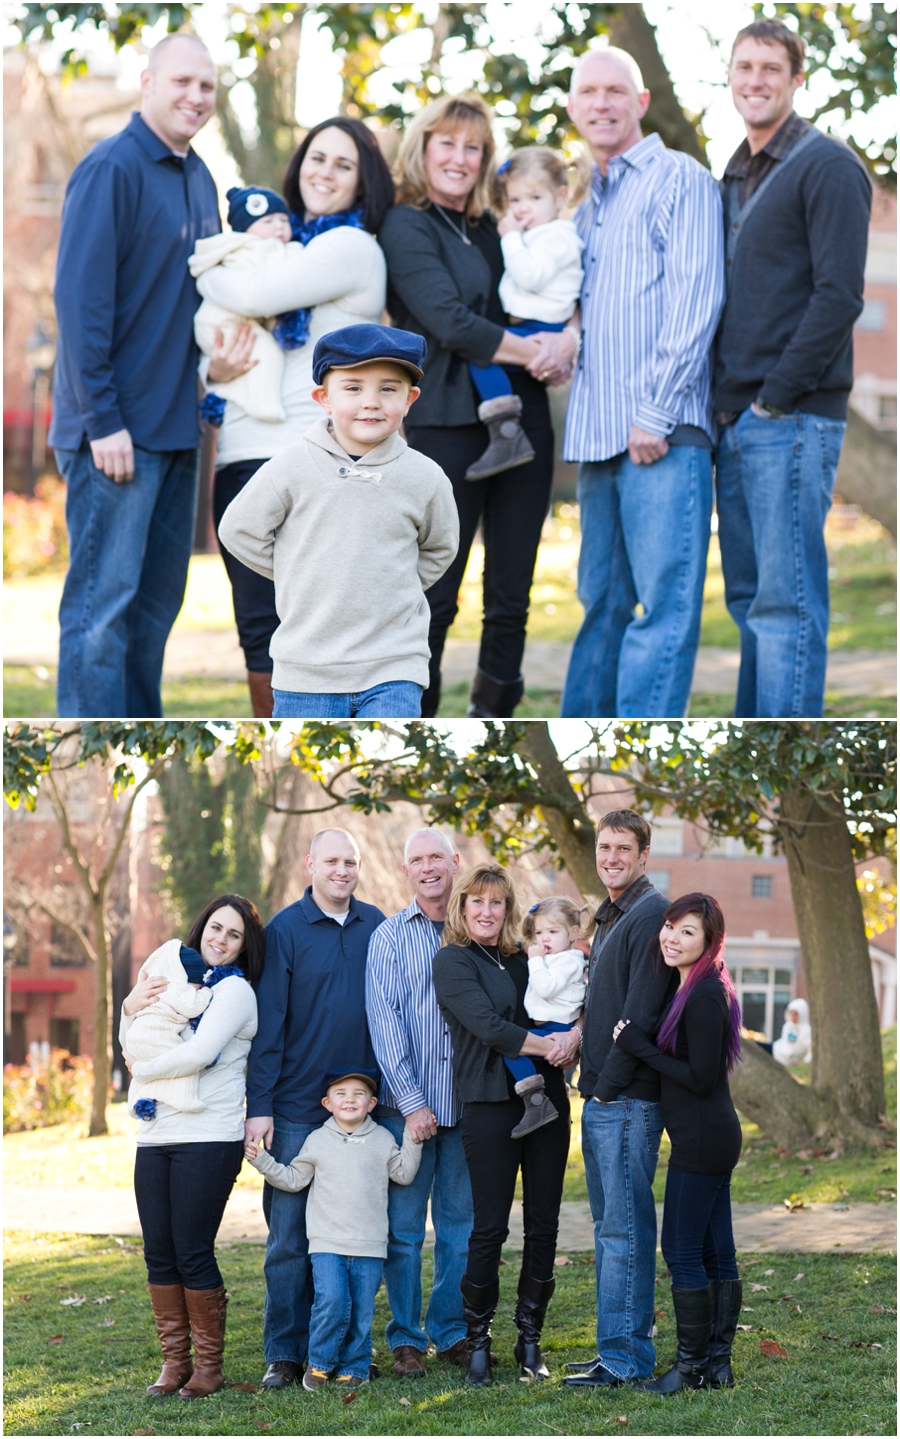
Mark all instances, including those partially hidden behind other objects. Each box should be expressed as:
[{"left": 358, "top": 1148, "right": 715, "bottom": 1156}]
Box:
[
  {"left": 432, "top": 201, "right": 472, "bottom": 245},
  {"left": 471, "top": 939, "right": 505, "bottom": 970}
]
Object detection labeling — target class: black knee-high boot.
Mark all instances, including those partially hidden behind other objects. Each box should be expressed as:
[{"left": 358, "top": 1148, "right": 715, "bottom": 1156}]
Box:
[
  {"left": 460, "top": 1275, "right": 500, "bottom": 1387},
  {"left": 513, "top": 1273, "right": 555, "bottom": 1379},
  {"left": 642, "top": 1285, "right": 712, "bottom": 1394},
  {"left": 708, "top": 1279, "right": 743, "bottom": 1388}
]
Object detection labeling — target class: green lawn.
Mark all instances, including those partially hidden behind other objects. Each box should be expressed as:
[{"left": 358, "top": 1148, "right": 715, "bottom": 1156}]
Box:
[{"left": 3, "top": 1233, "right": 895, "bottom": 1437}]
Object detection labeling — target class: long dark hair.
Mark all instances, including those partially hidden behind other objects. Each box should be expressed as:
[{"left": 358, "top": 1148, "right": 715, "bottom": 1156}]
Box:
[
  {"left": 185, "top": 894, "right": 266, "bottom": 985},
  {"left": 655, "top": 893, "right": 741, "bottom": 1072},
  {"left": 283, "top": 116, "right": 394, "bottom": 234}
]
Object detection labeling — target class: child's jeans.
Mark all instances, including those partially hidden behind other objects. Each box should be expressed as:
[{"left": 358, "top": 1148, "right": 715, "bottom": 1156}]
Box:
[
  {"left": 272, "top": 681, "right": 422, "bottom": 718},
  {"left": 504, "top": 1021, "right": 573, "bottom": 1083},
  {"left": 469, "top": 320, "right": 567, "bottom": 402},
  {"left": 308, "top": 1252, "right": 383, "bottom": 1380}
]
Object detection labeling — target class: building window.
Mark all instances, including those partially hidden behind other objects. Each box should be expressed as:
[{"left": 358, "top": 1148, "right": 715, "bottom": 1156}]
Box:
[
  {"left": 649, "top": 819, "right": 683, "bottom": 856},
  {"left": 49, "top": 1017, "right": 80, "bottom": 1056},
  {"left": 49, "top": 923, "right": 88, "bottom": 967},
  {"left": 752, "top": 875, "right": 772, "bottom": 898},
  {"left": 647, "top": 870, "right": 670, "bottom": 895},
  {"left": 731, "top": 964, "right": 796, "bottom": 1041}
]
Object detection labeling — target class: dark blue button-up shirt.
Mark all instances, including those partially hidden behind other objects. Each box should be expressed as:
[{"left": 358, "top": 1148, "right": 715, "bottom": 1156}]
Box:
[
  {"left": 246, "top": 888, "right": 386, "bottom": 1125},
  {"left": 49, "top": 112, "right": 220, "bottom": 453}
]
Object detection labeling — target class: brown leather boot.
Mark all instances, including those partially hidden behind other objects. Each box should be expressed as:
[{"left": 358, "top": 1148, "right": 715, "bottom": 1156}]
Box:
[
  {"left": 178, "top": 1286, "right": 227, "bottom": 1399},
  {"left": 146, "top": 1283, "right": 193, "bottom": 1396},
  {"left": 246, "top": 669, "right": 274, "bottom": 718}
]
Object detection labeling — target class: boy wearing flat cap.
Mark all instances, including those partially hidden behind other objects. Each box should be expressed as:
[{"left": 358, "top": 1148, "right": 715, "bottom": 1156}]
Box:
[
  {"left": 244, "top": 1067, "right": 422, "bottom": 1389},
  {"left": 218, "top": 321, "right": 459, "bottom": 718}
]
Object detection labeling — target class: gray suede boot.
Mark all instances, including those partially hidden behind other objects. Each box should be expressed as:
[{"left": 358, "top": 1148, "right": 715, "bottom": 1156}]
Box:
[
  {"left": 465, "top": 395, "right": 535, "bottom": 480},
  {"left": 510, "top": 1074, "right": 559, "bottom": 1139}
]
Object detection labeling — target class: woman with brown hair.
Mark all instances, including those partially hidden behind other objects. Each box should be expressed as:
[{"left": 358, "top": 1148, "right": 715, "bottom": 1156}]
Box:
[
  {"left": 379, "top": 95, "right": 577, "bottom": 718},
  {"left": 431, "top": 864, "right": 577, "bottom": 1385}
]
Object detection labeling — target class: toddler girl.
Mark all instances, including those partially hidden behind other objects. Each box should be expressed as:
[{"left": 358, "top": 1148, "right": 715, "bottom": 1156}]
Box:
[
  {"left": 466, "top": 147, "right": 585, "bottom": 481},
  {"left": 505, "top": 896, "right": 587, "bottom": 1138}
]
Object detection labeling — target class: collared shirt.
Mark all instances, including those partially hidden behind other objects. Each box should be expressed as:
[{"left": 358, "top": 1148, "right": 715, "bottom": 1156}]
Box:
[
  {"left": 365, "top": 897, "right": 461, "bottom": 1127},
  {"left": 50, "top": 112, "right": 220, "bottom": 453},
  {"left": 563, "top": 132, "right": 724, "bottom": 462},
  {"left": 724, "top": 110, "right": 811, "bottom": 208},
  {"left": 245, "top": 886, "right": 385, "bottom": 1125},
  {"left": 591, "top": 874, "right": 654, "bottom": 974}
]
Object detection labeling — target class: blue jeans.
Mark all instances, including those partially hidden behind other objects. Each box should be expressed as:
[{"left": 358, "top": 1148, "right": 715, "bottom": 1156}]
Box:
[
  {"left": 469, "top": 321, "right": 567, "bottom": 401},
  {"left": 660, "top": 1166, "right": 739, "bottom": 1289},
  {"left": 581, "top": 1096, "right": 664, "bottom": 1380},
  {"left": 307, "top": 1252, "right": 383, "bottom": 1379},
  {"left": 261, "top": 1118, "right": 318, "bottom": 1364},
  {"left": 560, "top": 447, "right": 712, "bottom": 718},
  {"left": 504, "top": 1023, "right": 572, "bottom": 1082},
  {"left": 272, "top": 682, "right": 422, "bottom": 718},
  {"left": 379, "top": 1112, "right": 472, "bottom": 1353},
  {"left": 54, "top": 441, "right": 198, "bottom": 718},
  {"left": 715, "top": 407, "right": 846, "bottom": 717}
]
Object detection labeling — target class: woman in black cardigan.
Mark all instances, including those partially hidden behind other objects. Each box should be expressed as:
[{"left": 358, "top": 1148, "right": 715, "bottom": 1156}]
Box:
[
  {"left": 613, "top": 892, "right": 743, "bottom": 1394},
  {"left": 432, "top": 863, "right": 578, "bottom": 1385},
  {"left": 379, "top": 94, "right": 578, "bottom": 719}
]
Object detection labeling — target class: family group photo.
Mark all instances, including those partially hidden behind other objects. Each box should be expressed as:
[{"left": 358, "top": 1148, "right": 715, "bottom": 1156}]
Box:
[
  {"left": 2, "top": 716, "right": 897, "bottom": 1437},
  {"left": 3, "top": 1, "right": 897, "bottom": 721}
]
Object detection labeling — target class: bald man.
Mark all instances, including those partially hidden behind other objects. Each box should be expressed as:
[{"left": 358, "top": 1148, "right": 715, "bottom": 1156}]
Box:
[
  {"left": 50, "top": 33, "right": 221, "bottom": 719},
  {"left": 245, "top": 829, "right": 386, "bottom": 1389}
]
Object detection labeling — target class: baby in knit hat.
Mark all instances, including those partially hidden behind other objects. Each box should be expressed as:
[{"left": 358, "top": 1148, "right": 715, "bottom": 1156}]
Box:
[
  {"left": 244, "top": 1067, "right": 421, "bottom": 1390},
  {"left": 126, "top": 938, "right": 212, "bottom": 1118},
  {"left": 189, "top": 185, "right": 302, "bottom": 423}
]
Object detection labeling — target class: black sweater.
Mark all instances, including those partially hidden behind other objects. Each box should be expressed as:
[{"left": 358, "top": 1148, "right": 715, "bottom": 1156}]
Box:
[
  {"left": 379, "top": 203, "right": 507, "bottom": 428},
  {"left": 714, "top": 132, "right": 871, "bottom": 420},
  {"left": 579, "top": 885, "right": 672, "bottom": 1104},
  {"left": 432, "top": 942, "right": 560, "bottom": 1103},
  {"left": 615, "top": 976, "right": 742, "bottom": 1175}
]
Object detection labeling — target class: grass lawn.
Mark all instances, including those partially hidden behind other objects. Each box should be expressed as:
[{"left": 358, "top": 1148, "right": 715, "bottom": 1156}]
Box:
[{"left": 3, "top": 1233, "right": 895, "bottom": 1437}]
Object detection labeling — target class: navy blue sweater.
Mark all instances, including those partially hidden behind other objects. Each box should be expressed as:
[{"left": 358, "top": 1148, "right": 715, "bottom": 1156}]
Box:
[
  {"left": 50, "top": 112, "right": 220, "bottom": 452},
  {"left": 714, "top": 132, "right": 870, "bottom": 420},
  {"left": 246, "top": 888, "right": 385, "bottom": 1125}
]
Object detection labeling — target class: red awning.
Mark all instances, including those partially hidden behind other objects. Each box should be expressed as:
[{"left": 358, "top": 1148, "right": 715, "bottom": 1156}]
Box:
[{"left": 10, "top": 980, "right": 76, "bottom": 993}]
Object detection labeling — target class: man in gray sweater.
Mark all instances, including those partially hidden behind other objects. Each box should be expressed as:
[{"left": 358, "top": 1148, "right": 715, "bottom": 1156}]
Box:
[{"left": 245, "top": 1067, "right": 421, "bottom": 1390}]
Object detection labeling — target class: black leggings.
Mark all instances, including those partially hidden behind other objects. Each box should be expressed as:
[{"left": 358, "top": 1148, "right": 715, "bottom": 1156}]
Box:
[
  {"left": 407, "top": 370, "right": 554, "bottom": 713},
  {"left": 461, "top": 1085, "right": 570, "bottom": 1286},
  {"left": 134, "top": 1141, "right": 244, "bottom": 1288},
  {"left": 660, "top": 1165, "right": 740, "bottom": 1289},
  {"left": 213, "top": 459, "right": 280, "bottom": 672}
]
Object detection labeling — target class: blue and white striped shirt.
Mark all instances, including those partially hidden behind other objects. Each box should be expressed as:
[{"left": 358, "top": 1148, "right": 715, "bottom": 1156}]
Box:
[
  {"left": 365, "top": 897, "right": 461, "bottom": 1127},
  {"left": 563, "top": 132, "right": 725, "bottom": 463}
]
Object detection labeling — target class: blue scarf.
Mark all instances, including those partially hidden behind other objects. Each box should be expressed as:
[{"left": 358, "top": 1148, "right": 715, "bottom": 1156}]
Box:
[
  {"left": 133, "top": 965, "right": 245, "bottom": 1121},
  {"left": 272, "top": 206, "right": 367, "bottom": 351}
]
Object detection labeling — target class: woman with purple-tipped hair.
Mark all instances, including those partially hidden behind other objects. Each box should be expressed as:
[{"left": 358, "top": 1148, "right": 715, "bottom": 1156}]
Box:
[{"left": 613, "top": 893, "right": 743, "bottom": 1395}]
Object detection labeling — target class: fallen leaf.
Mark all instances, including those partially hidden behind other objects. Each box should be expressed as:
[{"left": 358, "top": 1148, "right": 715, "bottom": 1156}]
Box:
[
  {"left": 875, "top": 1189, "right": 896, "bottom": 1198},
  {"left": 255, "top": 1426, "right": 272, "bottom": 1433},
  {"left": 554, "top": 1256, "right": 570, "bottom": 1266},
  {"left": 60, "top": 1295, "right": 87, "bottom": 1307},
  {"left": 93, "top": 1296, "right": 113, "bottom": 1305},
  {"left": 615, "top": 1416, "right": 629, "bottom": 1424},
  {"left": 795, "top": 1149, "right": 813, "bottom": 1160},
  {"left": 793, "top": 1273, "right": 805, "bottom": 1282},
  {"left": 763, "top": 1269, "right": 775, "bottom": 1276},
  {"left": 820, "top": 1334, "right": 841, "bottom": 1342},
  {"left": 759, "top": 1339, "right": 788, "bottom": 1359},
  {"left": 750, "top": 1284, "right": 769, "bottom": 1292},
  {"left": 132, "top": 1429, "right": 155, "bottom": 1437},
  {"left": 15, "top": 1295, "right": 32, "bottom": 1303},
  {"left": 229, "top": 1381, "right": 256, "bottom": 1391},
  {"left": 398, "top": 1398, "right": 412, "bottom": 1407},
  {"left": 784, "top": 1195, "right": 805, "bottom": 1211},
  {"left": 869, "top": 1343, "right": 883, "bottom": 1349},
  {"left": 871, "top": 1304, "right": 886, "bottom": 1314},
  {"left": 100, "top": 1318, "right": 115, "bottom": 1327},
  {"left": 789, "top": 1305, "right": 802, "bottom": 1314},
  {"left": 736, "top": 1324, "right": 753, "bottom": 1331},
  {"left": 341, "top": 1390, "right": 358, "bottom": 1404},
  {"left": 498, "top": 1257, "right": 509, "bottom": 1265},
  {"left": 47, "top": 1335, "right": 64, "bottom": 1344}
]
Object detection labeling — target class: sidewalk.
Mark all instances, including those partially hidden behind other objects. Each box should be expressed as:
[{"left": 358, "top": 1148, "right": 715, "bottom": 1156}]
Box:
[{"left": 4, "top": 1182, "right": 895, "bottom": 1253}]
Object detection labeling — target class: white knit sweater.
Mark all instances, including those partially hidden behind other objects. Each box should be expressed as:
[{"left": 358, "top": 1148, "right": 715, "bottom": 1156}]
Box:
[
  {"left": 120, "top": 974, "right": 257, "bottom": 1145},
  {"left": 196, "top": 225, "right": 387, "bottom": 467},
  {"left": 499, "top": 219, "right": 584, "bottom": 324},
  {"left": 125, "top": 939, "right": 211, "bottom": 1117},
  {"left": 525, "top": 947, "right": 587, "bottom": 1024}
]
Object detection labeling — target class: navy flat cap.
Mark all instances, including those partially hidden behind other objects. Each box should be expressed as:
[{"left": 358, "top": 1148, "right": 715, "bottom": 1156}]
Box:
[
  {"left": 312, "top": 323, "right": 426, "bottom": 385},
  {"left": 323, "top": 1066, "right": 380, "bottom": 1095}
]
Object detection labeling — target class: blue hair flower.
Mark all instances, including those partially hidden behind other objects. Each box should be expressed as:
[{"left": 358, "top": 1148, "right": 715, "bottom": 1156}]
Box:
[
  {"left": 133, "top": 1098, "right": 157, "bottom": 1122},
  {"left": 497, "top": 158, "right": 512, "bottom": 174},
  {"left": 528, "top": 902, "right": 540, "bottom": 912},
  {"left": 199, "top": 393, "right": 226, "bottom": 428}
]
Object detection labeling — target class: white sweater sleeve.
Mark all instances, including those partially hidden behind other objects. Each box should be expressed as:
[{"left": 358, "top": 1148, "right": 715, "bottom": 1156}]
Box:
[
  {"left": 249, "top": 1137, "right": 316, "bottom": 1193},
  {"left": 129, "top": 978, "right": 256, "bottom": 1081},
  {"left": 196, "top": 228, "right": 382, "bottom": 318},
  {"left": 416, "top": 474, "right": 460, "bottom": 591},
  {"left": 526, "top": 950, "right": 586, "bottom": 1002},
  {"left": 500, "top": 227, "right": 582, "bottom": 297},
  {"left": 217, "top": 463, "right": 286, "bottom": 580}
]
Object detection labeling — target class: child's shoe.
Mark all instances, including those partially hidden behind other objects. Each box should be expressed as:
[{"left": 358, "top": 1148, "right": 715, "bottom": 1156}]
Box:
[
  {"left": 465, "top": 396, "right": 535, "bottom": 480},
  {"left": 302, "top": 1366, "right": 330, "bottom": 1390},
  {"left": 510, "top": 1074, "right": 558, "bottom": 1138},
  {"left": 335, "top": 1372, "right": 370, "bottom": 1387}
]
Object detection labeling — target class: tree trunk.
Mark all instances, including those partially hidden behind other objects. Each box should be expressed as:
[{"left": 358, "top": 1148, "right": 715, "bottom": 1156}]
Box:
[
  {"left": 217, "top": 11, "right": 302, "bottom": 189},
  {"left": 513, "top": 722, "right": 606, "bottom": 910},
  {"left": 607, "top": 6, "right": 708, "bottom": 165},
  {"left": 835, "top": 407, "right": 897, "bottom": 537},
  {"left": 88, "top": 892, "right": 111, "bottom": 1138},
  {"left": 779, "top": 787, "right": 886, "bottom": 1144},
  {"left": 727, "top": 1036, "right": 841, "bottom": 1150}
]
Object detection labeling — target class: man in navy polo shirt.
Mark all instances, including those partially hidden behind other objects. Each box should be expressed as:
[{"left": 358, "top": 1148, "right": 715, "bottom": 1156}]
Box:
[
  {"left": 49, "top": 33, "right": 221, "bottom": 718},
  {"left": 245, "top": 829, "right": 385, "bottom": 1390}
]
